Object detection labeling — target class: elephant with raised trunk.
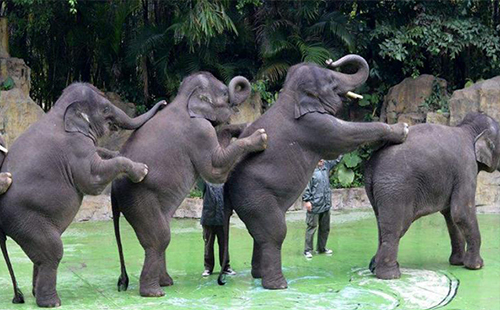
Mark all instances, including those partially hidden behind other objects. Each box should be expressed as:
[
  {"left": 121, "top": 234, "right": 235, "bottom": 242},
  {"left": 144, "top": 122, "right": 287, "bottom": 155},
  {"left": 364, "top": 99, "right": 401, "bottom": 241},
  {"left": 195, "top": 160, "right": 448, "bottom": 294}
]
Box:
[
  {"left": 0, "top": 83, "right": 165, "bottom": 307},
  {"left": 218, "top": 55, "right": 408, "bottom": 289},
  {"left": 365, "top": 112, "right": 500, "bottom": 280},
  {"left": 111, "top": 72, "right": 267, "bottom": 297}
]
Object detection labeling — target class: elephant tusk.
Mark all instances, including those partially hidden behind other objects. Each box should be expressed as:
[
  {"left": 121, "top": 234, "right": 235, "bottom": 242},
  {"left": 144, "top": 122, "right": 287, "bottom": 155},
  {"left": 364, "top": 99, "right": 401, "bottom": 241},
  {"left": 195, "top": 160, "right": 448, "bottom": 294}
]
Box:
[
  {"left": 346, "top": 91, "right": 363, "bottom": 99},
  {"left": 0, "top": 145, "right": 8, "bottom": 154}
]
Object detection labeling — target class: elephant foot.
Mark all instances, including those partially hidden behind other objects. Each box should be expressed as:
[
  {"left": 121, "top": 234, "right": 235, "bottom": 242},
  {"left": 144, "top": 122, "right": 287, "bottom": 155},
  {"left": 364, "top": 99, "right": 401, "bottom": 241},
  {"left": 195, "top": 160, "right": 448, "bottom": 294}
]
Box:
[
  {"left": 245, "top": 129, "right": 268, "bottom": 152},
  {"left": 368, "top": 256, "right": 377, "bottom": 274},
  {"left": 251, "top": 268, "right": 262, "bottom": 279},
  {"left": 140, "top": 286, "right": 165, "bottom": 298},
  {"left": 463, "top": 253, "right": 483, "bottom": 270},
  {"left": 117, "top": 274, "right": 129, "bottom": 292},
  {"left": 129, "top": 163, "right": 149, "bottom": 183},
  {"left": 36, "top": 294, "right": 61, "bottom": 308},
  {"left": 0, "top": 172, "right": 12, "bottom": 195},
  {"left": 449, "top": 252, "right": 464, "bottom": 266},
  {"left": 160, "top": 273, "right": 174, "bottom": 287},
  {"left": 262, "top": 275, "right": 288, "bottom": 290},
  {"left": 12, "top": 288, "right": 25, "bottom": 304},
  {"left": 375, "top": 263, "right": 401, "bottom": 280}
]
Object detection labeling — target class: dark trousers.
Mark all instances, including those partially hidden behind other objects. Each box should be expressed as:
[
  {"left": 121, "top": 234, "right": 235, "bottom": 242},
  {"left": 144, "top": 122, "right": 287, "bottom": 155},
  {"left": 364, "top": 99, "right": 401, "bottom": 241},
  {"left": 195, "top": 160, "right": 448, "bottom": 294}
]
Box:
[
  {"left": 304, "top": 210, "right": 331, "bottom": 253},
  {"left": 203, "top": 225, "right": 230, "bottom": 272}
]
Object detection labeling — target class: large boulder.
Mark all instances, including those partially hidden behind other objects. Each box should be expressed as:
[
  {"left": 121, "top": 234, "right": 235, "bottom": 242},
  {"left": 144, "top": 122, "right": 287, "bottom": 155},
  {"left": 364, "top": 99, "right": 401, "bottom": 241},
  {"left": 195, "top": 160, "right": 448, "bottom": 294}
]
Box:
[
  {"left": 381, "top": 75, "right": 447, "bottom": 126},
  {"left": 230, "top": 91, "right": 262, "bottom": 124},
  {"left": 0, "top": 88, "right": 45, "bottom": 147},
  {"left": 449, "top": 76, "right": 500, "bottom": 126},
  {"left": 0, "top": 57, "right": 31, "bottom": 96},
  {"left": 448, "top": 76, "right": 500, "bottom": 210}
]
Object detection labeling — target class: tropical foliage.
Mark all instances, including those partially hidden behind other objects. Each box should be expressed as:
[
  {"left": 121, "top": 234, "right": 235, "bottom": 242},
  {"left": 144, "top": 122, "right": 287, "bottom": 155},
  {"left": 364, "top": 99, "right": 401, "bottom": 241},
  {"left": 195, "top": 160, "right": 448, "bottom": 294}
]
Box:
[{"left": 2, "top": 0, "right": 500, "bottom": 187}]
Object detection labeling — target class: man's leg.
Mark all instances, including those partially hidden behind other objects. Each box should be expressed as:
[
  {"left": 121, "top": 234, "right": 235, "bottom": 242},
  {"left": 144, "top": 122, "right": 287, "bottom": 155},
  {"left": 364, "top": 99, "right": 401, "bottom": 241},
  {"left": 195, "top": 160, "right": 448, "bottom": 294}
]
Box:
[
  {"left": 203, "top": 225, "right": 216, "bottom": 273},
  {"left": 304, "top": 212, "right": 319, "bottom": 253},
  {"left": 317, "top": 210, "right": 331, "bottom": 253}
]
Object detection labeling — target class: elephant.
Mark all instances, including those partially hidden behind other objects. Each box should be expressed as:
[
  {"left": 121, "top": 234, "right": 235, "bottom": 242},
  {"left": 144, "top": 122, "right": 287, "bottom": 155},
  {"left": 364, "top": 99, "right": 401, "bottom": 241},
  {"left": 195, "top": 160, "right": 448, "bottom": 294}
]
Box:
[
  {"left": 217, "top": 54, "right": 409, "bottom": 289},
  {"left": 365, "top": 112, "right": 500, "bottom": 280},
  {"left": 0, "top": 83, "right": 165, "bottom": 307},
  {"left": 111, "top": 72, "right": 268, "bottom": 297}
]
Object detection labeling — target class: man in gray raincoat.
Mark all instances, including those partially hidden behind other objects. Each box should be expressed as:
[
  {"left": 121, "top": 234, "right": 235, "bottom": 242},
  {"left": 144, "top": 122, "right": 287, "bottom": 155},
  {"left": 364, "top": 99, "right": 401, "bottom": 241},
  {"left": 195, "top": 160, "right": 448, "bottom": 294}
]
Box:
[{"left": 302, "top": 157, "right": 342, "bottom": 258}]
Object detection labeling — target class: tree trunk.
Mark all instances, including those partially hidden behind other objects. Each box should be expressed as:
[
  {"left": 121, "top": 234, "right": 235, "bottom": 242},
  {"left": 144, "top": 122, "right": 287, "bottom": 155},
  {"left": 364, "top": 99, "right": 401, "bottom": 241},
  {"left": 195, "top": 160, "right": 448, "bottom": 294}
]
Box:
[{"left": 0, "top": 17, "right": 9, "bottom": 58}]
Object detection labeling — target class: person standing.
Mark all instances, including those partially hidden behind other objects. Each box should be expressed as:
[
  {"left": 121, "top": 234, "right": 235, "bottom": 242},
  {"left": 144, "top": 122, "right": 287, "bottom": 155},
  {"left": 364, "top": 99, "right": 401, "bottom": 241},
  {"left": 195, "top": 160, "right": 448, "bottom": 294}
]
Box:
[
  {"left": 201, "top": 181, "right": 236, "bottom": 276},
  {"left": 302, "top": 157, "right": 342, "bottom": 259}
]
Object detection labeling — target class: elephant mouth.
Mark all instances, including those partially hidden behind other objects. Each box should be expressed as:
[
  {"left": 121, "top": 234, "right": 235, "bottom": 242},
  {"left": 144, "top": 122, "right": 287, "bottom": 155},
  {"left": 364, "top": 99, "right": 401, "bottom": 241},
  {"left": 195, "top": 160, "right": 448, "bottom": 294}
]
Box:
[{"left": 109, "top": 123, "right": 119, "bottom": 132}]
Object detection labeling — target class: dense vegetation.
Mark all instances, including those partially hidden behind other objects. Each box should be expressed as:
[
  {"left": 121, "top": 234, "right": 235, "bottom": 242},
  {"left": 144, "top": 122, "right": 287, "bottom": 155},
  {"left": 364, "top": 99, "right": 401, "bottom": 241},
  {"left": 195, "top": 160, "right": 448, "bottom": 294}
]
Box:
[{"left": 2, "top": 0, "right": 500, "bottom": 187}]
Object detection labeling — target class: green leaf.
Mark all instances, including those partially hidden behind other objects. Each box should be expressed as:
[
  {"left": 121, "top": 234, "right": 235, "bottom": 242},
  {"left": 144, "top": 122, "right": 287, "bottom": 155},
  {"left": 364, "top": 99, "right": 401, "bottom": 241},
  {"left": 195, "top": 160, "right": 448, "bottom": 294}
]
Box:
[
  {"left": 337, "top": 165, "right": 355, "bottom": 186},
  {"left": 342, "top": 152, "right": 362, "bottom": 168},
  {"left": 0, "top": 77, "right": 14, "bottom": 91}
]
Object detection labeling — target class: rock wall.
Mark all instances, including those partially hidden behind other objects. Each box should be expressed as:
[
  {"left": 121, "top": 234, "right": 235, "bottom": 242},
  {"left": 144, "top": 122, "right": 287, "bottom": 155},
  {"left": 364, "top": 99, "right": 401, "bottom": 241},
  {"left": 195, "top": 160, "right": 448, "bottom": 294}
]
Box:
[
  {"left": 0, "top": 55, "right": 45, "bottom": 147},
  {"left": 230, "top": 91, "right": 262, "bottom": 124},
  {"left": 381, "top": 74, "right": 447, "bottom": 126}
]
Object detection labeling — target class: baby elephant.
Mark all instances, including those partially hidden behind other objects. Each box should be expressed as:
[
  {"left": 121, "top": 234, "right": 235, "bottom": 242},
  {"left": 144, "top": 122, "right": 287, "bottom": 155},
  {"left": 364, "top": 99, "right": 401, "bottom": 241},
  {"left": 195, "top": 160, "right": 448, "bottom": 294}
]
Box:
[{"left": 365, "top": 112, "right": 500, "bottom": 280}]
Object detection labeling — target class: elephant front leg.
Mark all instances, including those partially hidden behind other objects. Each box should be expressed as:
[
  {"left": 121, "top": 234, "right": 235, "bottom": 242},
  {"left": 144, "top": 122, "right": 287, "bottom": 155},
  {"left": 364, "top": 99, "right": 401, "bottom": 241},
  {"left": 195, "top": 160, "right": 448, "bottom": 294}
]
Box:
[
  {"left": 441, "top": 209, "right": 465, "bottom": 265},
  {"left": 87, "top": 153, "right": 148, "bottom": 194}
]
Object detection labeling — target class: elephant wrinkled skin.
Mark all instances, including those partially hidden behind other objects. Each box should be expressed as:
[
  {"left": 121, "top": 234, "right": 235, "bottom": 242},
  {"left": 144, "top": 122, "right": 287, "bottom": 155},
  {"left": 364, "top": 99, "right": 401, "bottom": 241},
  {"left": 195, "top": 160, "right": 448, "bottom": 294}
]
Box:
[
  {"left": 365, "top": 112, "right": 500, "bottom": 280},
  {"left": 0, "top": 83, "right": 165, "bottom": 307},
  {"left": 111, "top": 72, "right": 267, "bottom": 297},
  {"left": 219, "top": 55, "right": 409, "bottom": 289}
]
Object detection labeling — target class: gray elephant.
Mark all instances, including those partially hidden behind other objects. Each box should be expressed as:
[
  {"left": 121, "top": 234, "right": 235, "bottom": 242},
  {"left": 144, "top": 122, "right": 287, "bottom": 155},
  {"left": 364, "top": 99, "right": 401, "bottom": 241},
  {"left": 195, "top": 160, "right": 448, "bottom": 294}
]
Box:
[
  {"left": 365, "top": 112, "right": 500, "bottom": 280},
  {"left": 0, "top": 83, "right": 165, "bottom": 307},
  {"left": 217, "top": 55, "right": 409, "bottom": 289},
  {"left": 111, "top": 72, "right": 267, "bottom": 297}
]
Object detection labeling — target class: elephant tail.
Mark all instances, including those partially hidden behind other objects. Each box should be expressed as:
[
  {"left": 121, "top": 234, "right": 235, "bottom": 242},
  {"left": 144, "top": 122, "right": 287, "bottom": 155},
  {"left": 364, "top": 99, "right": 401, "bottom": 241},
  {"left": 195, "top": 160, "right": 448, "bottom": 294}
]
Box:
[
  {"left": 111, "top": 189, "right": 129, "bottom": 292},
  {"left": 0, "top": 229, "right": 24, "bottom": 303},
  {"left": 217, "top": 205, "right": 232, "bottom": 286}
]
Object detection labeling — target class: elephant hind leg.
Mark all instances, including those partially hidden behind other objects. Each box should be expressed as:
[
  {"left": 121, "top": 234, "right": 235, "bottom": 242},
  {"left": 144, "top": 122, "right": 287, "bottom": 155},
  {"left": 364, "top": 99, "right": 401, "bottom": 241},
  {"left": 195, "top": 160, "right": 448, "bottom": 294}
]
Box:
[
  {"left": 450, "top": 187, "right": 483, "bottom": 270},
  {"left": 251, "top": 240, "right": 262, "bottom": 279},
  {"left": 159, "top": 251, "right": 173, "bottom": 287},
  {"left": 441, "top": 208, "right": 465, "bottom": 265},
  {"left": 243, "top": 206, "right": 287, "bottom": 289},
  {"left": 131, "top": 208, "right": 171, "bottom": 297}
]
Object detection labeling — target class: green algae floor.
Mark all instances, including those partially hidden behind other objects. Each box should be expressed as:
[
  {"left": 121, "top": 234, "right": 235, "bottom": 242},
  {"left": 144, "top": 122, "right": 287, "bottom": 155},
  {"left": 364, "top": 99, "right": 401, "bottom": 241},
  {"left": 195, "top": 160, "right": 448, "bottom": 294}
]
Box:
[{"left": 0, "top": 210, "right": 499, "bottom": 310}]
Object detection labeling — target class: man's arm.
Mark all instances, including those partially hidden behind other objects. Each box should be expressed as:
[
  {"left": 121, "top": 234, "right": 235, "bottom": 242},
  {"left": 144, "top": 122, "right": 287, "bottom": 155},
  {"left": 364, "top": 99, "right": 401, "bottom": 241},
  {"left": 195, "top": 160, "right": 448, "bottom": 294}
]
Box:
[
  {"left": 325, "top": 155, "right": 343, "bottom": 172},
  {"left": 302, "top": 177, "right": 317, "bottom": 212}
]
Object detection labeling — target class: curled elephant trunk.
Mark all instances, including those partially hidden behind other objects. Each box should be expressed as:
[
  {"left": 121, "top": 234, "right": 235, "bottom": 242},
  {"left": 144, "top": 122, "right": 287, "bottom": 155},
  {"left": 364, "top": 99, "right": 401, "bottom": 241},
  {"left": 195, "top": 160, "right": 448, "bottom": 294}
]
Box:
[
  {"left": 328, "top": 54, "right": 369, "bottom": 92},
  {"left": 228, "top": 76, "right": 251, "bottom": 107},
  {"left": 113, "top": 100, "right": 166, "bottom": 130}
]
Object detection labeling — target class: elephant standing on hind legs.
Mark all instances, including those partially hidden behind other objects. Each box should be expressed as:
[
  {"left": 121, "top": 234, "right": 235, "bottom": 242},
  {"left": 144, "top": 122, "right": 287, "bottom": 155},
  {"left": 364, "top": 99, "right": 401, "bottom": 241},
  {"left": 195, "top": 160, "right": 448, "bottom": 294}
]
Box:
[
  {"left": 365, "top": 112, "right": 500, "bottom": 280},
  {"left": 111, "top": 72, "right": 268, "bottom": 297},
  {"left": 218, "top": 54, "right": 409, "bottom": 289},
  {"left": 0, "top": 83, "right": 165, "bottom": 307}
]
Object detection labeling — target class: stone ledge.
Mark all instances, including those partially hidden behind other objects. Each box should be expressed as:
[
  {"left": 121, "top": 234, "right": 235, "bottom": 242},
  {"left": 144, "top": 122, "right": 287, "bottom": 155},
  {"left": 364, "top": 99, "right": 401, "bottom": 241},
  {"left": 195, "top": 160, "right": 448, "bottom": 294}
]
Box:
[{"left": 75, "top": 186, "right": 500, "bottom": 222}]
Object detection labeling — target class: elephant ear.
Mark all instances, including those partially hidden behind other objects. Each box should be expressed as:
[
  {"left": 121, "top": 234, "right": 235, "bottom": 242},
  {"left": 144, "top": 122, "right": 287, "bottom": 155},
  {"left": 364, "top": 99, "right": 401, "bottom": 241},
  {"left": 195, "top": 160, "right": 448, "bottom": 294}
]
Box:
[
  {"left": 295, "top": 89, "right": 327, "bottom": 119},
  {"left": 64, "top": 101, "right": 92, "bottom": 138},
  {"left": 475, "top": 129, "right": 495, "bottom": 169},
  {"left": 188, "top": 91, "right": 217, "bottom": 122}
]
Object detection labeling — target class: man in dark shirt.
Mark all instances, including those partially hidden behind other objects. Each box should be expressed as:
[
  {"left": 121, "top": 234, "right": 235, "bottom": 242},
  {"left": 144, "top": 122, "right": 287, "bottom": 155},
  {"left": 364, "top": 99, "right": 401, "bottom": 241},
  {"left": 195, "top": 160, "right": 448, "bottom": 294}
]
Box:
[
  {"left": 201, "top": 182, "right": 236, "bottom": 276},
  {"left": 302, "top": 157, "right": 342, "bottom": 259}
]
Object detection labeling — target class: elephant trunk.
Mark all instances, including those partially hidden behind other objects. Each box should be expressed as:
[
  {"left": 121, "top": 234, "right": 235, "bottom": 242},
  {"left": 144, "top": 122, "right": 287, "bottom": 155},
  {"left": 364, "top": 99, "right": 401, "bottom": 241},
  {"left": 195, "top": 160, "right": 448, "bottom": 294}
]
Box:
[
  {"left": 228, "top": 76, "right": 251, "bottom": 107},
  {"left": 329, "top": 54, "right": 369, "bottom": 92},
  {"left": 113, "top": 100, "right": 166, "bottom": 130}
]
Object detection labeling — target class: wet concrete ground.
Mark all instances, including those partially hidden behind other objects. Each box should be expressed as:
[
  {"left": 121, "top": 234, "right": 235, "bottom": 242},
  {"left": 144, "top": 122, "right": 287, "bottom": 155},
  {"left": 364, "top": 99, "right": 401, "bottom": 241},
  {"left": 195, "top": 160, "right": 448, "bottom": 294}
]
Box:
[{"left": 0, "top": 210, "right": 499, "bottom": 309}]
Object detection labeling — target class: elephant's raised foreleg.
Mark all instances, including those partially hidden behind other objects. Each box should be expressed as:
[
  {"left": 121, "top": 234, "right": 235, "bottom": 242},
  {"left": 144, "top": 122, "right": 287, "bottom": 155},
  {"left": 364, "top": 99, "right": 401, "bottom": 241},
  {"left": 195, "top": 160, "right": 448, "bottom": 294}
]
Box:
[
  {"left": 441, "top": 208, "right": 465, "bottom": 265},
  {"left": 96, "top": 147, "right": 120, "bottom": 159},
  {"left": 86, "top": 153, "right": 148, "bottom": 194},
  {"left": 326, "top": 118, "right": 408, "bottom": 154},
  {"left": 216, "top": 123, "right": 247, "bottom": 147}
]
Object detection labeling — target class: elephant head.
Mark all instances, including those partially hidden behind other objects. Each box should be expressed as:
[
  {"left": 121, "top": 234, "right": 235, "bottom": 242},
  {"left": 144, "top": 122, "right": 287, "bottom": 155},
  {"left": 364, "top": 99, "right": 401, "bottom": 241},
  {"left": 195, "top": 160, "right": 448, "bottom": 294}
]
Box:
[
  {"left": 56, "top": 83, "right": 165, "bottom": 143},
  {"left": 465, "top": 113, "right": 500, "bottom": 173},
  {"left": 179, "top": 72, "right": 251, "bottom": 125},
  {"left": 283, "top": 54, "right": 369, "bottom": 119}
]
